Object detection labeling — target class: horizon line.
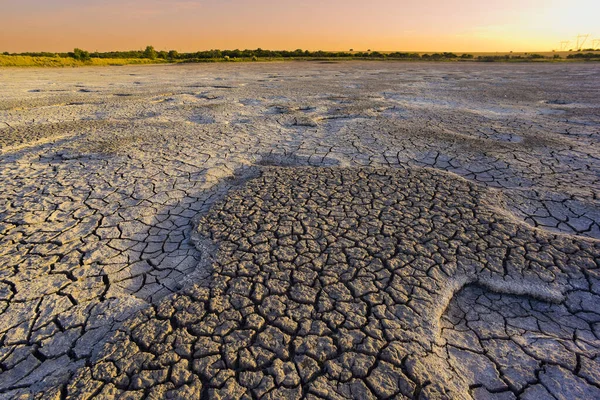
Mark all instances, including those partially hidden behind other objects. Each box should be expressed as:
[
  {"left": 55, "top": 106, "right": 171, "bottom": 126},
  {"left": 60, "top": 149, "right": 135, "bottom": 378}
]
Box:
[{"left": 8, "top": 48, "right": 597, "bottom": 54}]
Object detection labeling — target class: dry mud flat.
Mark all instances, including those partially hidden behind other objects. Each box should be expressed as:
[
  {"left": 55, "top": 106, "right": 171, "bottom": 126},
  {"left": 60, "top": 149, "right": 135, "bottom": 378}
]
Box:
[{"left": 0, "top": 62, "right": 599, "bottom": 399}]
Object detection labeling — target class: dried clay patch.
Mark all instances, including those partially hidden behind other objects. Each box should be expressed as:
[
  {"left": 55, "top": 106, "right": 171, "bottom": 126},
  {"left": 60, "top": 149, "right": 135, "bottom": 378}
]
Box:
[{"left": 59, "top": 167, "right": 600, "bottom": 399}]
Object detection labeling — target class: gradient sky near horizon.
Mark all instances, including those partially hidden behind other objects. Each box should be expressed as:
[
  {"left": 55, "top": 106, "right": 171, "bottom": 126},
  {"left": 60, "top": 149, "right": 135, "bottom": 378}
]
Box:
[{"left": 1, "top": 0, "right": 598, "bottom": 52}]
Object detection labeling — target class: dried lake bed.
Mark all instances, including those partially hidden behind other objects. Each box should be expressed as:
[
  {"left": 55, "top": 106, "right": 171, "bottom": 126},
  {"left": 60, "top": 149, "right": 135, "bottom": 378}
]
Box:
[{"left": 1, "top": 62, "right": 599, "bottom": 399}]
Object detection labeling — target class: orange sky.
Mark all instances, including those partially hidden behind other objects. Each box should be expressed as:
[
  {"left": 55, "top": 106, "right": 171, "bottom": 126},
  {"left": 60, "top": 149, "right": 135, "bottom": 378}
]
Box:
[{"left": 1, "top": 0, "right": 598, "bottom": 52}]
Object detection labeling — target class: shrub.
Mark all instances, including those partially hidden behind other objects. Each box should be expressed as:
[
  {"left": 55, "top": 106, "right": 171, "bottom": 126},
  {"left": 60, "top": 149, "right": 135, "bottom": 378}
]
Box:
[
  {"left": 567, "top": 53, "right": 600, "bottom": 59},
  {"left": 71, "top": 48, "right": 91, "bottom": 61},
  {"left": 143, "top": 45, "right": 157, "bottom": 60},
  {"left": 477, "top": 55, "right": 510, "bottom": 62},
  {"left": 388, "top": 52, "right": 420, "bottom": 59}
]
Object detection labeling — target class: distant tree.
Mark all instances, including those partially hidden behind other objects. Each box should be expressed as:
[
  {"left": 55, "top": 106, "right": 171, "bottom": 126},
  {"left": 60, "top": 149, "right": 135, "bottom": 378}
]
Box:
[
  {"left": 157, "top": 50, "right": 168, "bottom": 59},
  {"left": 208, "top": 49, "right": 222, "bottom": 58},
  {"left": 255, "top": 48, "right": 270, "bottom": 58},
  {"left": 2, "top": 51, "right": 9, "bottom": 55},
  {"left": 168, "top": 50, "right": 179, "bottom": 60},
  {"left": 228, "top": 49, "right": 242, "bottom": 58},
  {"left": 72, "top": 48, "right": 91, "bottom": 61},
  {"left": 143, "top": 45, "right": 158, "bottom": 59}
]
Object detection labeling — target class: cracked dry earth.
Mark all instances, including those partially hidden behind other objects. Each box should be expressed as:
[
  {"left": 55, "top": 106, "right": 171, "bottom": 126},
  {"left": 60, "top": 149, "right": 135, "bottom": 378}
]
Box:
[{"left": 0, "top": 62, "right": 599, "bottom": 399}]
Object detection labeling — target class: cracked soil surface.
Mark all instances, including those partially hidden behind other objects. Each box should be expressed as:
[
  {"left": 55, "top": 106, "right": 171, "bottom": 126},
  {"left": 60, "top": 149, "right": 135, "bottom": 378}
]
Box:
[{"left": 0, "top": 62, "right": 599, "bottom": 399}]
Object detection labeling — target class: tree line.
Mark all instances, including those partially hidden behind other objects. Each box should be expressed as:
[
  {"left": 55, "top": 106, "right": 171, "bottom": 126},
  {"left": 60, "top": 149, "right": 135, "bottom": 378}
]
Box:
[
  {"left": 4, "top": 46, "right": 598, "bottom": 62},
  {"left": 3, "top": 46, "right": 469, "bottom": 61}
]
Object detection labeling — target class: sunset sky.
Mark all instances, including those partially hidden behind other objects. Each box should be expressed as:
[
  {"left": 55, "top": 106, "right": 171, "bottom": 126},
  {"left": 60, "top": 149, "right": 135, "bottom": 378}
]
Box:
[{"left": 1, "top": 0, "right": 598, "bottom": 53}]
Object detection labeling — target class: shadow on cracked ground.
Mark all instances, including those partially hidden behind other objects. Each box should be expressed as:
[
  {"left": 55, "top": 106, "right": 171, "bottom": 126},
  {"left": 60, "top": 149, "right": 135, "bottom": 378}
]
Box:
[{"left": 49, "top": 166, "right": 600, "bottom": 400}]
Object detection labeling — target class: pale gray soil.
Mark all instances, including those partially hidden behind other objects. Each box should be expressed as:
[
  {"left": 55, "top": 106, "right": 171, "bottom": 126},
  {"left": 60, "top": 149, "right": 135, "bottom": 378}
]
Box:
[{"left": 0, "top": 62, "right": 599, "bottom": 399}]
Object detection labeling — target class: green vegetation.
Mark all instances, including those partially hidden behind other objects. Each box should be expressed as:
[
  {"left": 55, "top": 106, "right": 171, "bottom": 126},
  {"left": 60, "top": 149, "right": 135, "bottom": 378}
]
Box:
[
  {"left": 567, "top": 52, "right": 600, "bottom": 60},
  {"left": 71, "top": 48, "right": 91, "bottom": 61},
  {"left": 476, "top": 53, "right": 563, "bottom": 62},
  {"left": 2, "top": 46, "right": 599, "bottom": 67},
  {"left": 0, "top": 54, "right": 164, "bottom": 67},
  {"left": 143, "top": 45, "right": 158, "bottom": 60}
]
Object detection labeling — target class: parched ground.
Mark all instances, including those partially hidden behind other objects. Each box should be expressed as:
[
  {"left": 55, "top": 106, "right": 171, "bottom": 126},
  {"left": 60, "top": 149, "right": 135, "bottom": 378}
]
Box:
[{"left": 0, "top": 62, "right": 599, "bottom": 399}]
